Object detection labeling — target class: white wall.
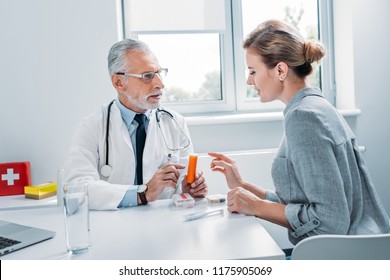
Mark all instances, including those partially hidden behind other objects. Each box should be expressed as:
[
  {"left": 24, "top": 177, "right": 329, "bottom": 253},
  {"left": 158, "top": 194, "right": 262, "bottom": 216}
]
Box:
[
  {"left": 351, "top": 0, "right": 390, "bottom": 215},
  {"left": 0, "top": 0, "right": 118, "bottom": 183},
  {"left": 0, "top": 0, "right": 389, "bottom": 217}
]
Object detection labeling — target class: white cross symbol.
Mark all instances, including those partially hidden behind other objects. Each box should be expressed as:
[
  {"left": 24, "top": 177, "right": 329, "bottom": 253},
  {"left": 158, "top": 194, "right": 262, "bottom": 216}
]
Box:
[{"left": 1, "top": 168, "right": 20, "bottom": 186}]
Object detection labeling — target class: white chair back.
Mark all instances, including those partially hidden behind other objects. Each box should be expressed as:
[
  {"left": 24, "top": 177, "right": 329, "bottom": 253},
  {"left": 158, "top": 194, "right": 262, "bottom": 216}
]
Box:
[{"left": 291, "top": 233, "right": 390, "bottom": 260}]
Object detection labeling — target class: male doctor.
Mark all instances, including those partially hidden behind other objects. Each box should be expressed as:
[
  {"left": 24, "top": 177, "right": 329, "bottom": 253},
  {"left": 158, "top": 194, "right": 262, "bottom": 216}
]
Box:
[{"left": 63, "top": 39, "right": 208, "bottom": 210}]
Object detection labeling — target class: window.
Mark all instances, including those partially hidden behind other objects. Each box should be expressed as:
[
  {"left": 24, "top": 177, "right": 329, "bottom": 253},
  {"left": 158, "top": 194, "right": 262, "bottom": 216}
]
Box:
[
  {"left": 138, "top": 33, "right": 222, "bottom": 103},
  {"left": 121, "top": 0, "right": 235, "bottom": 114},
  {"left": 235, "top": 0, "right": 326, "bottom": 111},
  {"left": 121, "top": 0, "right": 335, "bottom": 115}
]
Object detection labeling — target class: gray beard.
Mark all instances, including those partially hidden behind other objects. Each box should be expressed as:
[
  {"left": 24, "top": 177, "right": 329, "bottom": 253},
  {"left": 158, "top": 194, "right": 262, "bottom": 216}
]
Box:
[{"left": 125, "top": 92, "right": 162, "bottom": 110}]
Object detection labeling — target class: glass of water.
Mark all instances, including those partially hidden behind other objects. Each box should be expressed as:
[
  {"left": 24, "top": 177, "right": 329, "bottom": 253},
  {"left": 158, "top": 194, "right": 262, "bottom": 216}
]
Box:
[{"left": 63, "top": 181, "right": 91, "bottom": 254}]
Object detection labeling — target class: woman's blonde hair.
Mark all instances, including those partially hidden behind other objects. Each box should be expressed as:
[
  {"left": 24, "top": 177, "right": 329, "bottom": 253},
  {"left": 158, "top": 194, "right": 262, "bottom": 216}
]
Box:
[{"left": 243, "top": 19, "right": 325, "bottom": 78}]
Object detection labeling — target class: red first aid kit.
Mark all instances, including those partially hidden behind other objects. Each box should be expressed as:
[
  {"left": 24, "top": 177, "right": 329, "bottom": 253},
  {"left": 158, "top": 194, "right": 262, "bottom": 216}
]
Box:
[{"left": 0, "top": 162, "right": 32, "bottom": 196}]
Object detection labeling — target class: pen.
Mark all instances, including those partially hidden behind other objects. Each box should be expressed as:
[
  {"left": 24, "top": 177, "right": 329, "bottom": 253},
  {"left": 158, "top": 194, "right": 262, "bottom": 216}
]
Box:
[{"left": 184, "top": 209, "right": 224, "bottom": 221}]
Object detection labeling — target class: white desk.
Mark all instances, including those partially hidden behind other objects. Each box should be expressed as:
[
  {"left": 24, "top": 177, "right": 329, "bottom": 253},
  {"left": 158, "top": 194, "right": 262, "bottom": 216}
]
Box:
[
  {"left": 0, "top": 199, "right": 285, "bottom": 260},
  {"left": 0, "top": 194, "right": 57, "bottom": 210}
]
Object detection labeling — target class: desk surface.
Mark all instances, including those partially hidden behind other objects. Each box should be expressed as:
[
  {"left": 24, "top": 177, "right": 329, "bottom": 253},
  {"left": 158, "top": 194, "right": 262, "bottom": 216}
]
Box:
[
  {"left": 0, "top": 194, "right": 57, "bottom": 210},
  {"left": 0, "top": 199, "right": 285, "bottom": 260}
]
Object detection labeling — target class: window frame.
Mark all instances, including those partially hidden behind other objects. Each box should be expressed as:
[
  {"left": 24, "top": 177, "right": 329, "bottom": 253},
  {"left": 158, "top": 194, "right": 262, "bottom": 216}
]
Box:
[
  {"left": 318, "top": 0, "right": 336, "bottom": 104},
  {"left": 121, "top": 0, "right": 236, "bottom": 114},
  {"left": 120, "top": 0, "right": 336, "bottom": 115}
]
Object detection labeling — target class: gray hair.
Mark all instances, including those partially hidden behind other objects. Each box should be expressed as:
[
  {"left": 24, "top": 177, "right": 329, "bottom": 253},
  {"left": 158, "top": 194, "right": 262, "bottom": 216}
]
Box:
[{"left": 107, "top": 39, "right": 152, "bottom": 76}]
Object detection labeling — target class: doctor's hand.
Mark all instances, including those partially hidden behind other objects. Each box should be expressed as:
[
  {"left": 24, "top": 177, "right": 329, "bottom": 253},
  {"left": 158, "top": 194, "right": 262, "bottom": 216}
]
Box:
[
  {"left": 146, "top": 163, "right": 185, "bottom": 202},
  {"left": 208, "top": 152, "right": 245, "bottom": 190},
  {"left": 182, "top": 170, "right": 208, "bottom": 198}
]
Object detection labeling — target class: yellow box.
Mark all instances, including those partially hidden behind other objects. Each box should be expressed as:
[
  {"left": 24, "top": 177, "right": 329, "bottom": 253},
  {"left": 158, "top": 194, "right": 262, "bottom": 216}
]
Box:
[{"left": 24, "top": 182, "right": 57, "bottom": 200}]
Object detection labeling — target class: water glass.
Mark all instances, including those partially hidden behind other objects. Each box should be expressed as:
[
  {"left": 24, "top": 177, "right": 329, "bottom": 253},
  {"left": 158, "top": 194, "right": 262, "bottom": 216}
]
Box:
[{"left": 63, "top": 181, "right": 91, "bottom": 254}]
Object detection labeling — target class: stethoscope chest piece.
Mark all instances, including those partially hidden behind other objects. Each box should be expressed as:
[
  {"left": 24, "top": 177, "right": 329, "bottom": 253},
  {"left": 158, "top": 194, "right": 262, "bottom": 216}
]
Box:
[{"left": 100, "top": 164, "right": 112, "bottom": 178}]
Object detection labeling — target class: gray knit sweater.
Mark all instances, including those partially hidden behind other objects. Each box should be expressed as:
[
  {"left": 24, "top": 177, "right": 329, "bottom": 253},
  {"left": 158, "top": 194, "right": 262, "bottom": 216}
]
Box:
[{"left": 267, "top": 87, "right": 390, "bottom": 245}]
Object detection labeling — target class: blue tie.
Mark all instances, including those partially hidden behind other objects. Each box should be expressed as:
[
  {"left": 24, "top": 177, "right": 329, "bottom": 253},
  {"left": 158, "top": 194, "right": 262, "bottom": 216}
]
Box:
[{"left": 134, "top": 114, "right": 147, "bottom": 184}]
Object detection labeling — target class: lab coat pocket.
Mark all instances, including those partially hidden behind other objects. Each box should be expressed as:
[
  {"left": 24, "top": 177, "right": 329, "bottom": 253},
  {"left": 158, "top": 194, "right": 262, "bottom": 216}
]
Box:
[{"left": 271, "top": 157, "right": 291, "bottom": 202}]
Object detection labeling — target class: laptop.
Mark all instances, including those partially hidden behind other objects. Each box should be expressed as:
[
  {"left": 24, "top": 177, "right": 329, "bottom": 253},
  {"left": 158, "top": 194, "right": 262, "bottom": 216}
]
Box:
[{"left": 0, "top": 219, "right": 55, "bottom": 257}]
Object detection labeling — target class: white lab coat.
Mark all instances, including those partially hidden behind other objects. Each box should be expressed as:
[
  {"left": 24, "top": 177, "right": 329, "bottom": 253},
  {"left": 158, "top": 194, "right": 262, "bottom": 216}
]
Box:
[{"left": 63, "top": 101, "right": 193, "bottom": 210}]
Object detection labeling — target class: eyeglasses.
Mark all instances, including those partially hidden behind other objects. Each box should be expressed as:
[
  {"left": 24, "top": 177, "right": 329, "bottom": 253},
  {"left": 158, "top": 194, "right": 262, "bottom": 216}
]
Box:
[{"left": 115, "top": 68, "right": 168, "bottom": 83}]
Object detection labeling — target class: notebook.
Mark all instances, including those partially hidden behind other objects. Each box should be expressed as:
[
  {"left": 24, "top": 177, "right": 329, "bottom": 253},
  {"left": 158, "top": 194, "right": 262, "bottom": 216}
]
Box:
[{"left": 0, "top": 219, "right": 55, "bottom": 257}]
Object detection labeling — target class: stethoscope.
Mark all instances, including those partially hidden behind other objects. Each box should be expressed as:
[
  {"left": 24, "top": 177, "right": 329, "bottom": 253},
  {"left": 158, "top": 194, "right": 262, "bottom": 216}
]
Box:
[{"left": 100, "top": 100, "right": 191, "bottom": 177}]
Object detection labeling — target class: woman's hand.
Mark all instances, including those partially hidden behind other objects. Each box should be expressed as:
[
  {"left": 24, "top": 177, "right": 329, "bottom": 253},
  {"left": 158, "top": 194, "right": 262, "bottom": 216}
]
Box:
[
  {"left": 208, "top": 152, "right": 245, "bottom": 190},
  {"left": 228, "top": 187, "right": 290, "bottom": 228},
  {"left": 227, "top": 187, "right": 261, "bottom": 216}
]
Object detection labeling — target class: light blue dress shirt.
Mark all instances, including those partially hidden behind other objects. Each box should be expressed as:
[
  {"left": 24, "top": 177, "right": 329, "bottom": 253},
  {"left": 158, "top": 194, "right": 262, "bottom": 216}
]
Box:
[{"left": 115, "top": 99, "right": 150, "bottom": 208}]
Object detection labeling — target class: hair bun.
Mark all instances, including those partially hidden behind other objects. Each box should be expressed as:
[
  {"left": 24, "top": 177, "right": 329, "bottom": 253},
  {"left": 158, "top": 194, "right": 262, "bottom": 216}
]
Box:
[{"left": 304, "top": 41, "right": 326, "bottom": 63}]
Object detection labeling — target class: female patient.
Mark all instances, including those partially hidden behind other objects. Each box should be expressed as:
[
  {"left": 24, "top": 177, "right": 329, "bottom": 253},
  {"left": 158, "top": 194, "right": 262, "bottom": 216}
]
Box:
[{"left": 209, "top": 20, "right": 390, "bottom": 245}]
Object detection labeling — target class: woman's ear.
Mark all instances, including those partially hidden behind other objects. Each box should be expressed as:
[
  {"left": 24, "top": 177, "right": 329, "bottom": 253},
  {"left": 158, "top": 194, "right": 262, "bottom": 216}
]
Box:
[{"left": 276, "top": 62, "right": 288, "bottom": 82}]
